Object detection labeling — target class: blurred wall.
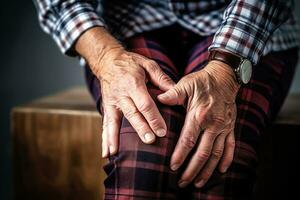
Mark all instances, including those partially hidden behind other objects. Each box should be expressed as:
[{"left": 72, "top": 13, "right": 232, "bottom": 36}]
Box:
[
  {"left": 0, "top": 1, "right": 84, "bottom": 200},
  {"left": 0, "top": 1, "right": 300, "bottom": 200},
  {"left": 290, "top": 2, "right": 300, "bottom": 93}
]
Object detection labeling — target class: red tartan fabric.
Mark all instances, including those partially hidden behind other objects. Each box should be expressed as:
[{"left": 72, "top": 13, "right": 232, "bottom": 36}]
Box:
[{"left": 84, "top": 25, "right": 298, "bottom": 200}]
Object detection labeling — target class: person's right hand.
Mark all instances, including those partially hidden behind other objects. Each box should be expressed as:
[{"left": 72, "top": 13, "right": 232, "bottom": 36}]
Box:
[{"left": 75, "top": 27, "right": 175, "bottom": 158}]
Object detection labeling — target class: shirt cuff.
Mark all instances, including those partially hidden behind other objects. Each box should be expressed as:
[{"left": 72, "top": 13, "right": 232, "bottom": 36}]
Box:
[
  {"left": 52, "top": 3, "right": 106, "bottom": 56},
  {"left": 209, "top": 19, "right": 270, "bottom": 65}
]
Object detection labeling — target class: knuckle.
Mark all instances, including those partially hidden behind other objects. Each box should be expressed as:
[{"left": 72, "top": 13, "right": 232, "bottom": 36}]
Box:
[
  {"left": 147, "top": 60, "right": 158, "bottom": 69},
  {"left": 124, "top": 75, "right": 141, "bottom": 88},
  {"left": 227, "top": 139, "right": 235, "bottom": 148},
  {"left": 211, "top": 149, "right": 223, "bottom": 159},
  {"left": 123, "top": 107, "right": 139, "bottom": 119},
  {"left": 204, "top": 130, "right": 218, "bottom": 139},
  {"left": 110, "top": 84, "right": 121, "bottom": 94},
  {"left": 157, "top": 73, "right": 165, "bottom": 83},
  {"left": 107, "top": 116, "right": 117, "bottom": 125},
  {"left": 159, "top": 73, "right": 172, "bottom": 84},
  {"left": 173, "top": 87, "right": 183, "bottom": 99},
  {"left": 195, "top": 108, "right": 205, "bottom": 120},
  {"left": 148, "top": 117, "right": 161, "bottom": 128},
  {"left": 130, "top": 78, "right": 140, "bottom": 87},
  {"left": 137, "top": 99, "right": 153, "bottom": 113},
  {"left": 195, "top": 151, "right": 210, "bottom": 162},
  {"left": 213, "top": 116, "right": 226, "bottom": 125},
  {"left": 180, "top": 133, "right": 196, "bottom": 150},
  {"left": 102, "top": 122, "right": 109, "bottom": 129},
  {"left": 208, "top": 118, "right": 226, "bottom": 133}
]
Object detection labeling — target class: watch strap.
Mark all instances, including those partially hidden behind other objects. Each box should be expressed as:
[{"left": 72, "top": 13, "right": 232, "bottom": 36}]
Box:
[{"left": 208, "top": 49, "right": 242, "bottom": 70}]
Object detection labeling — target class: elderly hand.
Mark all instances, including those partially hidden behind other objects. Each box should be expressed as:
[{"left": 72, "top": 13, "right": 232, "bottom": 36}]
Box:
[
  {"left": 75, "top": 27, "right": 175, "bottom": 158},
  {"left": 99, "top": 48, "right": 176, "bottom": 157},
  {"left": 158, "top": 60, "right": 240, "bottom": 188}
]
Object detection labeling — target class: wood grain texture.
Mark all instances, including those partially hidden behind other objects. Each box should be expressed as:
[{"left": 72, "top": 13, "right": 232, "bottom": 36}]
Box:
[{"left": 12, "top": 88, "right": 105, "bottom": 200}]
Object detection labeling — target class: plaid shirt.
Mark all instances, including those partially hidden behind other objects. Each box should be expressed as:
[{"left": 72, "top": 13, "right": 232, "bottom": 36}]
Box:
[{"left": 34, "top": 0, "right": 299, "bottom": 65}]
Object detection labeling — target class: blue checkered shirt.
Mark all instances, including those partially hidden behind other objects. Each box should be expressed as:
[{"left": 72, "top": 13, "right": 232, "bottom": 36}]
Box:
[{"left": 34, "top": 0, "right": 299, "bottom": 65}]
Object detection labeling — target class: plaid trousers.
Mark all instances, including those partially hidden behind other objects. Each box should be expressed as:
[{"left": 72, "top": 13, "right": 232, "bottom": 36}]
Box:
[{"left": 85, "top": 25, "right": 298, "bottom": 200}]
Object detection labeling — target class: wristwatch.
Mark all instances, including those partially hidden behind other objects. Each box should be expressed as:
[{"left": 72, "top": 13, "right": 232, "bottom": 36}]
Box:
[{"left": 208, "top": 49, "right": 252, "bottom": 84}]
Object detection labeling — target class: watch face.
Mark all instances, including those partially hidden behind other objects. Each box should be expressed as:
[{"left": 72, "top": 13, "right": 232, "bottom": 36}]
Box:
[{"left": 239, "top": 60, "right": 252, "bottom": 84}]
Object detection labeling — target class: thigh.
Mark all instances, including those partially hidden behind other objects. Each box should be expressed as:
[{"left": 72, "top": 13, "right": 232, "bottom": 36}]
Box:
[
  {"left": 185, "top": 39, "right": 298, "bottom": 199},
  {"left": 85, "top": 28, "right": 190, "bottom": 199}
]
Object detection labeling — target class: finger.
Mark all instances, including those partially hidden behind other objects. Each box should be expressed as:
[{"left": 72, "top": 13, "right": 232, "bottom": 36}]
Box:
[
  {"left": 157, "top": 85, "right": 186, "bottom": 106},
  {"left": 105, "top": 105, "right": 122, "bottom": 156},
  {"left": 170, "top": 111, "right": 201, "bottom": 171},
  {"left": 178, "top": 130, "right": 216, "bottom": 188},
  {"left": 130, "top": 85, "right": 167, "bottom": 137},
  {"left": 119, "top": 97, "right": 156, "bottom": 144},
  {"left": 101, "top": 113, "right": 109, "bottom": 158},
  {"left": 219, "top": 126, "right": 235, "bottom": 173},
  {"left": 136, "top": 57, "right": 175, "bottom": 91},
  {"left": 219, "top": 106, "right": 236, "bottom": 173},
  {"left": 194, "top": 133, "right": 226, "bottom": 188}
]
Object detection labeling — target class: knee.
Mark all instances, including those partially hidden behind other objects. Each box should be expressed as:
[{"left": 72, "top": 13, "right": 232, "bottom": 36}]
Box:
[{"left": 103, "top": 103, "right": 184, "bottom": 196}]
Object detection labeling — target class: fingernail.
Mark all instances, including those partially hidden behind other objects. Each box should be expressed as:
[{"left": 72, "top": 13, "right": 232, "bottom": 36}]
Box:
[
  {"left": 144, "top": 132, "right": 155, "bottom": 143},
  {"left": 102, "top": 148, "right": 107, "bottom": 158},
  {"left": 195, "top": 180, "right": 205, "bottom": 188},
  {"left": 109, "top": 145, "right": 116, "bottom": 155},
  {"left": 158, "top": 93, "right": 167, "bottom": 99},
  {"left": 178, "top": 180, "right": 189, "bottom": 188},
  {"left": 170, "top": 164, "right": 179, "bottom": 171},
  {"left": 221, "top": 166, "right": 228, "bottom": 173},
  {"left": 156, "top": 129, "right": 166, "bottom": 137}
]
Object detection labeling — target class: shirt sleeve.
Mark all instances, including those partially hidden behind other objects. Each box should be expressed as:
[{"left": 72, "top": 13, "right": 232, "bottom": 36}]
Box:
[
  {"left": 209, "top": 0, "right": 294, "bottom": 65},
  {"left": 34, "top": 0, "right": 106, "bottom": 56}
]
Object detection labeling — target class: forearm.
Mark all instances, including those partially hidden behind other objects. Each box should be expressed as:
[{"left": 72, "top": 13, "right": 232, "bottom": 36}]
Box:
[{"left": 75, "top": 27, "right": 124, "bottom": 77}]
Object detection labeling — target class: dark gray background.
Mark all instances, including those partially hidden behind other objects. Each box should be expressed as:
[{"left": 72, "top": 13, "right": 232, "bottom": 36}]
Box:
[
  {"left": 0, "top": 1, "right": 84, "bottom": 199},
  {"left": 1, "top": 1, "right": 300, "bottom": 200}
]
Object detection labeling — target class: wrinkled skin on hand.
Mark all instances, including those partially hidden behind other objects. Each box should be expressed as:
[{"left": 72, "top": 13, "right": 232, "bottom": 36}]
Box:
[
  {"left": 158, "top": 60, "right": 240, "bottom": 188},
  {"left": 98, "top": 48, "right": 175, "bottom": 157},
  {"left": 75, "top": 27, "right": 240, "bottom": 188},
  {"left": 75, "top": 27, "right": 175, "bottom": 158}
]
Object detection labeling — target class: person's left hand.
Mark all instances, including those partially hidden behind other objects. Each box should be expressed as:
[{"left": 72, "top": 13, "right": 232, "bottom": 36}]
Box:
[{"left": 158, "top": 60, "right": 240, "bottom": 188}]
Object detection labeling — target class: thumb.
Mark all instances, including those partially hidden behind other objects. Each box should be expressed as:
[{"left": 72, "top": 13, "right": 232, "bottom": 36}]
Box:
[
  {"left": 140, "top": 59, "right": 175, "bottom": 91},
  {"left": 157, "top": 86, "right": 186, "bottom": 106}
]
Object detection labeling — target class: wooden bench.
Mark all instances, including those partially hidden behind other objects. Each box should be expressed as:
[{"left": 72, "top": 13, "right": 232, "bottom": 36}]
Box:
[{"left": 11, "top": 87, "right": 300, "bottom": 200}]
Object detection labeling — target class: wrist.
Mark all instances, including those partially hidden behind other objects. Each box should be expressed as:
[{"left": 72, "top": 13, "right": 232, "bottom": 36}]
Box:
[
  {"left": 208, "top": 49, "right": 252, "bottom": 85},
  {"left": 75, "top": 27, "right": 124, "bottom": 76},
  {"left": 205, "top": 60, "right": 240, "bottom": 94}
]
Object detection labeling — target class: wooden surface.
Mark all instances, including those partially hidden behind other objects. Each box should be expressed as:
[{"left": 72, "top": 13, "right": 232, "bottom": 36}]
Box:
[
  {"left": 11, "top": 87, "right": 300, "bottom": 200},
  {"left": 12, "top": 88, "right": 105, "bottom": 200}
]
